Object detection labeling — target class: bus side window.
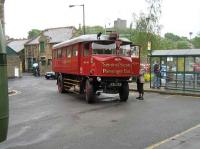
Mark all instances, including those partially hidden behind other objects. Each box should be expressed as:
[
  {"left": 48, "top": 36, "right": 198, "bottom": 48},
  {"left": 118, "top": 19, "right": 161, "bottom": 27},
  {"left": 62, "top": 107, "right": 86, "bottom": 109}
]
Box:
[
  {"left": 57, "top": 49, "right": 62, "bottom": 59},
  {"left": 66, "top": 48, "right": 71, "bottom": 58},
  {"left": 131, "top": 46, "right": 139, "bottom": 58},
  {"left": 72, "top": 48, "right": 78, "bottom": 57},
  {"left": 84, "top": 43, "right": 89, "bottom": 56},
  {"left": 62, "top": 48, "right": 66, "bottom": 58}
]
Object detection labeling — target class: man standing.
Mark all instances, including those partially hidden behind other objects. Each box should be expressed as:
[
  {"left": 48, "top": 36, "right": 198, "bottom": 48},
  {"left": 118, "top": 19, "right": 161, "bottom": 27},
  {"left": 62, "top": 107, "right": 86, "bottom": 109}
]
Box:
[
  {"left": 153, "top": 62, "right": 160, "bottom": 88},
  {"left": 136, "top": 65, "right": 145, "bottom": 100}
]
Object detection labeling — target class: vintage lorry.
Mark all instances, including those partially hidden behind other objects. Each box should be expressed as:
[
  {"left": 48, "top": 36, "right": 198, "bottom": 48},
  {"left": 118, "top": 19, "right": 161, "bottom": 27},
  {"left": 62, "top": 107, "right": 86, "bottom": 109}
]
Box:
[{"left": 52, "top": 33, "right": 140, "bottom": 103}]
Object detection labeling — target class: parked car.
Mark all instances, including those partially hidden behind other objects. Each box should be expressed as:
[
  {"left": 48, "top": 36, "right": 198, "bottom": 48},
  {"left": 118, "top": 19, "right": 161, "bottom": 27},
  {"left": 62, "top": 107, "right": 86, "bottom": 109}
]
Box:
[{"left": 45, "top": 71, "right": 56, "bottom": 79}]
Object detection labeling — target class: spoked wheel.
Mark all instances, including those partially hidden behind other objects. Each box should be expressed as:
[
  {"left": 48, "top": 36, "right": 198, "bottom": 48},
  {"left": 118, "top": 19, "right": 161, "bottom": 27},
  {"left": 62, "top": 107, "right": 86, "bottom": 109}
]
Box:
[
  {"left": 57, "top": 75, "right": 65, "bottom": 93},
  {"left": 85, "top": 79, "right": 95, "bottom": 103},
  {"left": 119, "top": 82, "right": 129, "bottom": 102}
]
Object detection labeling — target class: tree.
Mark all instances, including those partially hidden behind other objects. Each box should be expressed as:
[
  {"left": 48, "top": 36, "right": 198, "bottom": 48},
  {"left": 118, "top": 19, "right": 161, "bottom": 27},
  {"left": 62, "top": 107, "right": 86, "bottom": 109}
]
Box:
[
  {"left": 176, "top": 40, "right": 191, "bottom": 49},
  {"left": 132, "top": 0, "right": 163, "bottom": 56},
  {"left": 164, "top": 33, "right": 181, "bottom": 41},
  {"left": 159, "top": 38, "right": 176, "bottom": 49},
  {"left": 145, "top": 0, "right": 163, "bottom": 34},
  {"left": 73, "top": 26, "right": 105, "bottom": 37},
  {"left": 86, "top": 26, "right": 105, "bottom": 34},
  {"left": 192, "top": 34, "right": 200, "bottom": 48},
  {"left": 28, "top": 29, "right": 41, "bottom": 39},
  {"left": 135, "top": 13, "right": 149, "bottom": 32}
]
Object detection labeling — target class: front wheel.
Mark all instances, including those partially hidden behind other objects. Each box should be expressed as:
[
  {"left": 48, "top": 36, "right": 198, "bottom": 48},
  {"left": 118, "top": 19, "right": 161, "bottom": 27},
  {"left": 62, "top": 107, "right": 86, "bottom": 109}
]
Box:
[
  {"left": 85, "top": 79, "right": 95, "bottom": 103},
  {"left": 119, "top": 82, "right": 129, "bottom": 102}
]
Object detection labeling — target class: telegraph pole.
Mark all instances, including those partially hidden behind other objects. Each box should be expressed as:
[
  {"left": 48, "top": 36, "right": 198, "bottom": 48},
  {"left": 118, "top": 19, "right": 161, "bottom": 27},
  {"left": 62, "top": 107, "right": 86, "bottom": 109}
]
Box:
[{"left": 0, "top": 0, "right": 9, "bottom": 142}]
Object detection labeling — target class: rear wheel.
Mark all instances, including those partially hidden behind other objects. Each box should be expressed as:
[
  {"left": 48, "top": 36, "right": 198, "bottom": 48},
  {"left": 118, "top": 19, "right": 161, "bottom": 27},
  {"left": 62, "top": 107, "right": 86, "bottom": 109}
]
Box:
[
  {"left": 119, "top": 82, "right": 129, "bottom": 102},
  {"left": 85, "top": 79, "right": 95, "bottom": 103},
  {"left": 57, "top": 75, "right": 65, "bottom": 93}
]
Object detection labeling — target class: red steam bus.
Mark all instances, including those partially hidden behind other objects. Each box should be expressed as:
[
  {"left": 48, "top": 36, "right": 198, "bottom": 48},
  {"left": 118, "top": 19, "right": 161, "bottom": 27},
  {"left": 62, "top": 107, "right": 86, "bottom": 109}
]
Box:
[{"left": 52, "top": 33, "right": 140, "bottom": 103}]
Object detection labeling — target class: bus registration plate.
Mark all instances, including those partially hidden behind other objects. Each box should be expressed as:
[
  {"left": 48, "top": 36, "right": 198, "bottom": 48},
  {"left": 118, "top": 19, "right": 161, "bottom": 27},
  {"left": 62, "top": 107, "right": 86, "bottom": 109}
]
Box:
[{"left": 110, "top": 83, "right": 121, "bottom": 86}]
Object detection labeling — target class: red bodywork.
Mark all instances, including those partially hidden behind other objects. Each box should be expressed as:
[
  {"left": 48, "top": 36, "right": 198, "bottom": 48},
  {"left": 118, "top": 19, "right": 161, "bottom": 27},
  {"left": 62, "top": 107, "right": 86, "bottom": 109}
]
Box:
[{"left": 52, "top": 43, "right": 140, "bottom": 77}]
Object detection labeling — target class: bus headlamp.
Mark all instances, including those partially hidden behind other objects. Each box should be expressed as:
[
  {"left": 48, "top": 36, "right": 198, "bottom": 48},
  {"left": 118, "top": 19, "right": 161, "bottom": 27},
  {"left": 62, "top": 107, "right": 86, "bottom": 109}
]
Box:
[{"left": 97, "top": 77, "right": 101, "bottom": 82}]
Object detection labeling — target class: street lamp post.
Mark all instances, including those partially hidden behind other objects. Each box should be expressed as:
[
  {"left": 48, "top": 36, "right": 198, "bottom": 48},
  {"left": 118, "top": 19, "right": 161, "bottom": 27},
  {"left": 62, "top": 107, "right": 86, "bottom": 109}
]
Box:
[
  {"left": 189, "top": 32, "right": 193, "bottom": 41},
  {"left": 69, "top": 4, "right": 85, "bottom": 35}
]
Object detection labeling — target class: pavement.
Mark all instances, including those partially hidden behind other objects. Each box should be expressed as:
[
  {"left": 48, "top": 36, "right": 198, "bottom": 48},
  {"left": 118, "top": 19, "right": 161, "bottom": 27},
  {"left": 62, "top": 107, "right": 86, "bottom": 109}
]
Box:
[
  {"left": 130, "top": 82, "right": 200, "bottom": 149},
  {"left": 129, "top": 82, "right": 200, "bottom": 97}
]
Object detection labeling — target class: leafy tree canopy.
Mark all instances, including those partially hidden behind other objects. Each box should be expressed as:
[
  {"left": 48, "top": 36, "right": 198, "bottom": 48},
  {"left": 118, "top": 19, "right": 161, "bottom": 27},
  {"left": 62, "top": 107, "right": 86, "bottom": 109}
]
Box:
[
  {"left": 86, "top": 26, "right": 105, "bottom": 34},
  {"left": 192, "top": 35, "right": 200, "bottom": 48},
  {"left": 28, "top": 29, "right": 41, "bottom": 39},
  {"left": 176, "top": 40, "right": 191, "bottom": 49},
  {"left": 74, "top": 26, "right": 105, "bottom": 37},
  {"left": 164, "top": 33, "right": 181, "bottom": 41}
]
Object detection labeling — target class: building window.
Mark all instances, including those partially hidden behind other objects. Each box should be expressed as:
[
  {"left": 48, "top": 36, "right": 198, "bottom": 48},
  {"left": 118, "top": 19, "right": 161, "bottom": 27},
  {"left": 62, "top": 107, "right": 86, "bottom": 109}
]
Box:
[
  {"left": 40, "top": 41, "right": 45, "bottom": 53},
  {"left": 41, "top": 57, "right": 46, "bottom": 65},
  {"left": 33, "top": 58, "right": 36, "bottom": 64},
  {"left": 48, "top": 59, "right": 52, "bottom": 65},
  {"left": 28, "top": 49, "right": 32, "bottom": 57}
]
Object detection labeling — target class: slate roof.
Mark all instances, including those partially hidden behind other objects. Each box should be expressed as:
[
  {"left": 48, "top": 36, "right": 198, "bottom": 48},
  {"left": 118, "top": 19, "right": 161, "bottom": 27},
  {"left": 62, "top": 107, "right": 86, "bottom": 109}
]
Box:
[
  {"left": 26, "top": 27, "right": 76, "bottom": 45},
  {"left": 6, "top": 46, "right": 17, "bottom": 55},
  {"left": 151, "top": 49, "right": 200, "bottom": 56},
  {"left": 7, "top": 39, "right": 29, "bottom": 53}
]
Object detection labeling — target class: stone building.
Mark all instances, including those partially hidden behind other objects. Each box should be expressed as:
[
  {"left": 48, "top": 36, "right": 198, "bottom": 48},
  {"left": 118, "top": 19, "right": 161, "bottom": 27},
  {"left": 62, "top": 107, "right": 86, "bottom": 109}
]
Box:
[
  {"left": 7, "top": 39, "right": 29, "bottom": 72},
  {"left": 114, "top": 18, "right": 127, "bottom": 30},
  {"left": 6, "top": 46, "right": 21, "bottom": 78},
  {"left": 24, "top": 26, "right": 76, "bottom": 75}
]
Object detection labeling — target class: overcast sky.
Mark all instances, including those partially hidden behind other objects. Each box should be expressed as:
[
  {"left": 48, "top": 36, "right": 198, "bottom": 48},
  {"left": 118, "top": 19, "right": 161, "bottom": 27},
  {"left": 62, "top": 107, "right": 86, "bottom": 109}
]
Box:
[{"left": 4, "top": 0, "right": 200, "bottom": 39}]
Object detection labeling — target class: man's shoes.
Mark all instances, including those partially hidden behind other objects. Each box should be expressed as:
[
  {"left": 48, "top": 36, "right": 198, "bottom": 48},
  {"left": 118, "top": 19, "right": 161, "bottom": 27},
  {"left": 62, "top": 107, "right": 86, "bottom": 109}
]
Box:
[
  {"left": 138, "top": 97, "right": 144, "bottom": 100},
  {"left": 136, "top": 96, "right": 144, "bottom": 100}
]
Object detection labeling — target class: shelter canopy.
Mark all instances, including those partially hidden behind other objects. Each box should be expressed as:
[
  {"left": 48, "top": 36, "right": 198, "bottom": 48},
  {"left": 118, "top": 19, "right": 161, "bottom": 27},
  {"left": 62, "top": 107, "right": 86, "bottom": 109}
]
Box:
[{"left": 151, "top": 49, "right": 200, "bottom": 57}]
